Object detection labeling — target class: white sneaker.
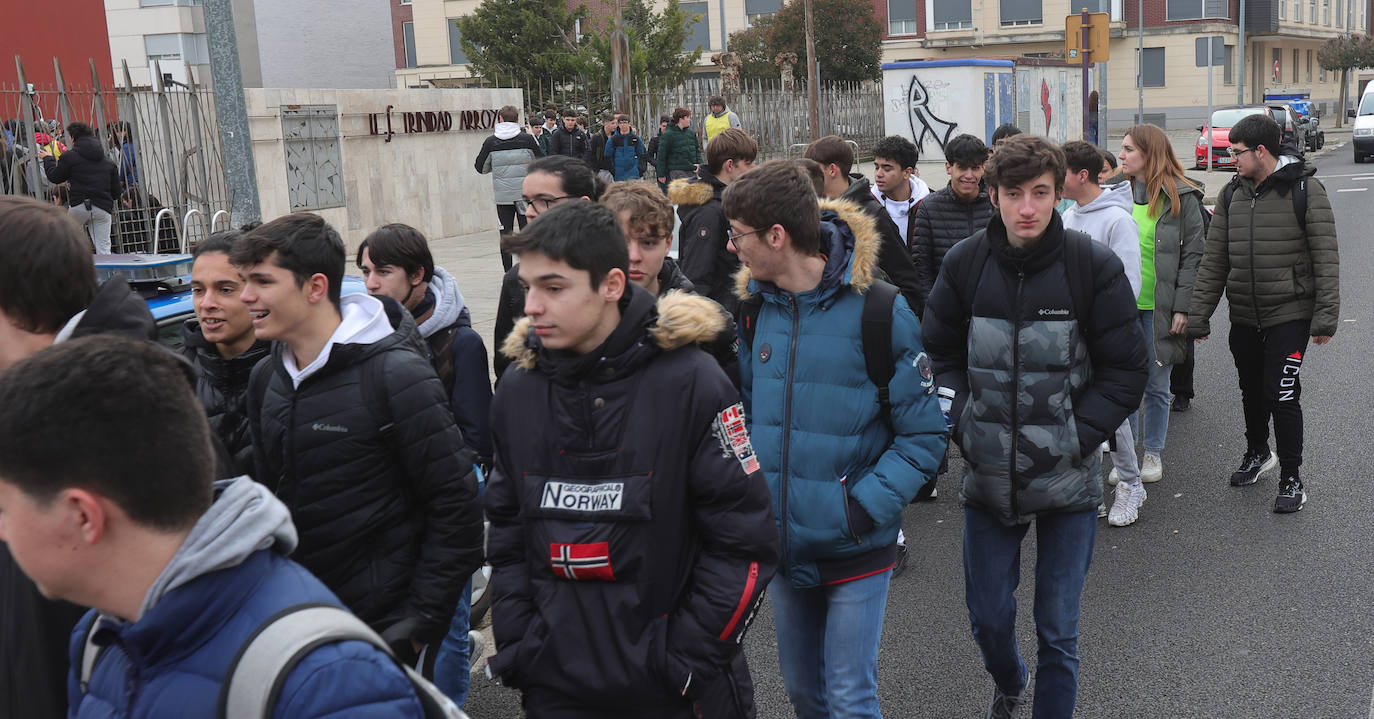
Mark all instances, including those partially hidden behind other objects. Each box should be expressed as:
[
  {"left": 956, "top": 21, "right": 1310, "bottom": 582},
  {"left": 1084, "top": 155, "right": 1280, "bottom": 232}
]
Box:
[
  {"left": 1108, "top": 481, "right": 1146, "bottom": 526},
  {"left": 1141, "top": 453, "right": 1163, "bottom": 483},
  {"left": 1107, "top": 467, "right": 1121, "bottom": 486},
  {"left": 1098, "top": 502, "right": 1108, "bottom": 518}
]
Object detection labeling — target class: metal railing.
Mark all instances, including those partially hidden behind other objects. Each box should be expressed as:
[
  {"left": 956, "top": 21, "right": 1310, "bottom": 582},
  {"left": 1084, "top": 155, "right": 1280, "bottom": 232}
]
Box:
[{"left": 2, "top": 56, "right": 231, "bottom": 253}]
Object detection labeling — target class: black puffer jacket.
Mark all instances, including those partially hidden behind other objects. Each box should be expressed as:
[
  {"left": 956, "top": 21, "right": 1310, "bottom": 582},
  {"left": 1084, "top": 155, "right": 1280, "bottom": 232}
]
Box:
[
  {"left": 181, "top": 321, "right": 270, "bottom": 477},
  {"left": 840, "top": 175, "right": 923, "bottom": 314},
  {"left": 670, "top": 169, "right": 740, "bottom": 315},
  {"left": 247, "top": 295, "right": 482, "bottom": 645},
  {"left": 41, "top": 135, "right": 120, "bottom": 213},
  {"left": 487, "top": 284, "right": 777, "bottom": 718},
  {"left": 910, "top": 184, "right": 996, "bottom": 316},
  {"left": 922, "top": 213, "right": 1146, "bottom": 524},
  {"left": 548, "top": 124, "right": 593, "bottom": 162}
]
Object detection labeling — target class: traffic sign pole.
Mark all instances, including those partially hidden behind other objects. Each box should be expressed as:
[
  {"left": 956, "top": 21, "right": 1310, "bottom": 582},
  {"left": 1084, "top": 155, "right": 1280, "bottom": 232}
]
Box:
[{"left": 1082, "top": 7, "right": 1091, "bottom": 141}]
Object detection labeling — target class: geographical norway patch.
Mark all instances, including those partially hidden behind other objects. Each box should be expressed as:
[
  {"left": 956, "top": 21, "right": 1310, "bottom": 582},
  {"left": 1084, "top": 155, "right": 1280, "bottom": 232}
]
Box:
[
  {"left": 540, "top": 481, "right": 624, "bottom": 512},
  {"left": 550, "top": 542, "right": 616, "bottom": 581},
  {"left": 713, "top": 403, "right": 760, "bottom": 474}
]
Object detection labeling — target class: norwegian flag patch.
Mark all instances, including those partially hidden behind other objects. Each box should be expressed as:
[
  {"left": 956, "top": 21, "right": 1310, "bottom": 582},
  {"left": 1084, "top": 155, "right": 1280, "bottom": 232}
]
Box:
[{"left": 550, "top": 542, "right": 616, "bottom": 581}]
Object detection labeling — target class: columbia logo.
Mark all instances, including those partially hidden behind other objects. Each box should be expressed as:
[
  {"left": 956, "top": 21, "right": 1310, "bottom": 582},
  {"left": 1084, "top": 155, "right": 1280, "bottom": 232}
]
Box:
[
  {"left": 311, "top": 423, "right": 349, "bottom": 433},
  {"left": 1038, "top": 308, "right": 1070, "bottom": 316}
]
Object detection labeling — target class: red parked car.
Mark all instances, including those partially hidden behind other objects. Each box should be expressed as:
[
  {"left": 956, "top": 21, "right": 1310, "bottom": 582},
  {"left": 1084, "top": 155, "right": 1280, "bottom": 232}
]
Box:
[{"left": 1196, "top": 106, "right": 1267, "bottom": 169}]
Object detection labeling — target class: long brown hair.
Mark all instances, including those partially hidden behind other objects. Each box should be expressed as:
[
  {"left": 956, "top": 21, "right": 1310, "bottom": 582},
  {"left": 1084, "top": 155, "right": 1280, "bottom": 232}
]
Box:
[{"left": 1122, "top": 124, "right": 1200, "bottom": 218}]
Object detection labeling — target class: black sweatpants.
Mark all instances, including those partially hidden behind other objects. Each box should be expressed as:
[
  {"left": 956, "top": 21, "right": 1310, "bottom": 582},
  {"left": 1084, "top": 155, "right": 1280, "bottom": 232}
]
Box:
[
  {"left": 495, "top": 203, "right": 528, "bottom": 271},
  {"left": 1228, "top": 319, "right": 1309, "bottom": 477}
]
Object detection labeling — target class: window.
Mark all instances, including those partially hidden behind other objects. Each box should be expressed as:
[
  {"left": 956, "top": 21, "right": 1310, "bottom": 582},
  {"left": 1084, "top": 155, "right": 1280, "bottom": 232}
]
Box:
[
  {"left": 1294, "top": 0, "right": 1301, "bottom": 20},
  {"left": 747, "top": 12, "right": 775, "bottom": 25},
  {"left": 682, "top": 2, "right": 710, "bottom": 51},
  {"left": 1001, "top": 0, "right": 1042, "bottom": 25},
  {"left": 1307, "top": 49, "right": 1313, "bottom": 82},
  {"left": 746, "top": 0, "right": 781, "bottom": 16},
  {"left": 1337, "top": 0, "right": 1343, "bottom": 25},
  {"left": 932, "top": 0, "right": 973, "bottom": 29},
  {"left": 448, "top": 19, "right": 468, "bottom": 65},
  {"left": 889, "top": 0, "right": 919, "bottom": 34},
  {"left": 1166, "top": 0, "right": 1226, "bottom": 19},
  {"left": 281, "top": 105, "right": 344, "bottom": 211},
  {"left": 1280, "top": 0, "right": 1285, "bottom": 19},
  {"left": 1309, "top": 0, "right": 1316, "bottom": 23},
  {"left": 1224, "top": 44, "right": 1234, "bottom": 84},
  {"left": 1293, "top": 49, "right": 1299, "bottom": 83},
  {"left": 400, "top": 0, "right": 411, "bottom": 4},
  {"left": 1139, "top": 47, "right": 1165, "bottom": 87},
  {"left": 144, "top": 33, "right": 209, "bottom": 67},
  {"left": 574, "top": 18, "right": 585, "bottom": 42},
  {"left": 1323, "top": 0, "right": 1330, "bottom": 23},
  {"left": 402, "top": 21, "right": 416, "bottom": 68}
]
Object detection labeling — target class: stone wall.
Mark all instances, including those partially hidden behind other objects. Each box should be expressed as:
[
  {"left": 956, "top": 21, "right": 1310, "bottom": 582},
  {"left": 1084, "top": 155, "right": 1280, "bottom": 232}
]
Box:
[{"left": 244, "top": 87, "right": 524, "bottom": 250}]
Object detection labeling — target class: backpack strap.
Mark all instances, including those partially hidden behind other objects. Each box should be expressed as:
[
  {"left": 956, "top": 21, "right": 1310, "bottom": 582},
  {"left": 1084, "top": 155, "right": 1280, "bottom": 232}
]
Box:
[
  {"left": 1061, "top": 230, "right": 1096, "bottom": 331},
  {"left": 738, "top": 295, "right": 764, "bottom": 350},
  {"left": 1292, "top": 176, "right": 1307, "bottom": 233},
  {"left": 954, "top": 234, "right": 992, "bottom": 319},
  {"left": 217, "top": 603, "right": 463, "bottom": 719},
  {"left": 861, "top": 280, "right": 900, "bottom": 422},
  {"left": 365, "top": 350, "right": 396, "bottom": 446},
  {"left": 78, "top": 615, "right": 104, "bottom": 693}
]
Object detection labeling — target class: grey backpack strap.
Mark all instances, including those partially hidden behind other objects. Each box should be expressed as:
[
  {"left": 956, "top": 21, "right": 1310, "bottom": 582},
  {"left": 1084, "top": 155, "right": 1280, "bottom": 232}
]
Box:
[{"left": 218, "top": 602, "right": 465, "bottom": 719}]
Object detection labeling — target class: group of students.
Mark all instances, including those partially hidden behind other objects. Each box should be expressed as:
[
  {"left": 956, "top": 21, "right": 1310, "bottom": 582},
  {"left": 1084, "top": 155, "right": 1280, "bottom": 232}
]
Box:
[{"left": 0, "top": 108, "right": 1339, "bottom": 719}]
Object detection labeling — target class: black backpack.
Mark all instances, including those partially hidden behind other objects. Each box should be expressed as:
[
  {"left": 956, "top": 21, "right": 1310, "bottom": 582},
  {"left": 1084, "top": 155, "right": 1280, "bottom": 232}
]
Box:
[{"left": 739, "top": 279, "right": 902, "bottom": 421}]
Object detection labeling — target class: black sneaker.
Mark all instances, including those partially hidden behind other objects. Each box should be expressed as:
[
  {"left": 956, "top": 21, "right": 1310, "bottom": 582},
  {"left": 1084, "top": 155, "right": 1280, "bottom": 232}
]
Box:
[
  {"left": 891, "top": 544, "right": 908, "bottom": 579},
  {"left": 1230, "top": 448, "right": 1278, "bottom": 486},
  {"left": 1171, "top": 396, "right": 1191, "bottom": 412},
  {"left": 986, "top": 686, "right": 1022, "bottom": 719},
  {"left": 1274, "top": 476, "right": 1307, "bottom": 513}
]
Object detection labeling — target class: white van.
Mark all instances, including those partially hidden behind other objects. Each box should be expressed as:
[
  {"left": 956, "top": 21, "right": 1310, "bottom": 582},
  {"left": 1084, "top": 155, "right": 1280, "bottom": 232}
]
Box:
[{"left": 1349, "top": 83, "right": 1374, "bottom": 162}]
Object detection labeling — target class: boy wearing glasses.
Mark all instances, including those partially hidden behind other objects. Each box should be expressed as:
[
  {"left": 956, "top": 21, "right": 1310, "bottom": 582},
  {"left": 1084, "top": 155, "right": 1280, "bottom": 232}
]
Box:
[{"left": 724, "top": 161, "right": 947, "bottom": 717}]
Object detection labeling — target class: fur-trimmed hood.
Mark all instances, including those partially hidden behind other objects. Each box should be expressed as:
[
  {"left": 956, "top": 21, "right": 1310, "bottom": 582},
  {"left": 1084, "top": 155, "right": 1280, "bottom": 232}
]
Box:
[
  {"left": 500, "top": 285, "right": 727, "bottom": 373},
  {"left": 667, "top": 170, "right": 722, "bottom": 207},
  {"left": 733, "top": 198, "right": 882, "bottom": 301}
]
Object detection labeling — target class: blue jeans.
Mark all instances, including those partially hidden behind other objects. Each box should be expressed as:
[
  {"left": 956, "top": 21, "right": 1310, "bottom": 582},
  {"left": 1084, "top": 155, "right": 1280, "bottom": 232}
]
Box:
[
  {"left": 963, "top": 507, "right": 1096, "bottom": 719},
  {"left": 771, "top": 569, "right": 891, "bottom": 719},
  {"left": 1128, "top": 310, "right": 1172, "bottom": 455},
  {"left": 433, "top": 579, "right": 474, "bottom": 704}
]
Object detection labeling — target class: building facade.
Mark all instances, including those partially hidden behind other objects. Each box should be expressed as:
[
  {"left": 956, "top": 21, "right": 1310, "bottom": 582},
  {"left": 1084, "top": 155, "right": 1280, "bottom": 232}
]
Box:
[
  {"left": 877, "top": 0, "right": 1369, "bottom": 130},
  {"left": 105, "top": 0, "right": 395, "bottom": 89}
]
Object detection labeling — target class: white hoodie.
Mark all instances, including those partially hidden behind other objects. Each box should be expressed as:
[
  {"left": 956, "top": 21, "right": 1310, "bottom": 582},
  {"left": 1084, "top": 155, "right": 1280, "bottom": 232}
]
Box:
[
  {"left": 493, "top": 121, "right": 521, "bottom": 141},
  {"left": 872, "top": 176, "right": 932, "bottom": 246},
  {"left": 416, "top": 265, "right": 467, "bottom": 339},
  {"left": 1062, "top": 181, "right": 1142, "bottom": 297},
  {"left": 283, "top": 293, "right": 394, "bottom": 387}
]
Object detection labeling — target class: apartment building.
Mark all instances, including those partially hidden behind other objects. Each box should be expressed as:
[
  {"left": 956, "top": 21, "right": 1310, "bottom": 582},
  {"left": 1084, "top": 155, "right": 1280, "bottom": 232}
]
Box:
[
  {"left": 105, "top": 0, "right": 395, "bottom": 89},
  {"left": 878, "top": 0, "right": 1368, "bottom": 129},
  {"left": 393, "top": 0, "right": 779, "bottom": 87}
]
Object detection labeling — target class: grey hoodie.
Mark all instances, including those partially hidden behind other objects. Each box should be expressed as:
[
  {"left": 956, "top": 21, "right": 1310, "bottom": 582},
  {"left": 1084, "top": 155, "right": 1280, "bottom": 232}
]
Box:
[
  {"left": 1062, "top": 181, "right": 1142, "bottom": 297},
  {"left": 138, "top": 476, "right": 296, "bottom": 619},
  {"left": 416, "top": 265, "right": 467, "bottom": 340}
]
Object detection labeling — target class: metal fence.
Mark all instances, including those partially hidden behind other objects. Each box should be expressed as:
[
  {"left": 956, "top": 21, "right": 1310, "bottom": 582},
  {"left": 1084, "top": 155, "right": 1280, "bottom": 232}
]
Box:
[
  {"left": 473, "top": 74, "right": 884, "bottom": 160},
  {"left": 1, "top": 57, "right": 232, "bottom": 254}
]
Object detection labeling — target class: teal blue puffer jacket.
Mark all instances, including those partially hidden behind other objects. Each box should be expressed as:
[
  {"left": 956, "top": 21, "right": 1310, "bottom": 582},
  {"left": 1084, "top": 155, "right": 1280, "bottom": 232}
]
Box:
[{"left": 737, "top": 199, "right": 949, "bottom": 588}]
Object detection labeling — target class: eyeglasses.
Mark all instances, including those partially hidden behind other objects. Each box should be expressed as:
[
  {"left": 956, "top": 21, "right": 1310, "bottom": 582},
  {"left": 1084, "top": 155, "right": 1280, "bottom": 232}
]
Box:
[
  {"left": 726, "top": 226, "right": 765, "bottom": 249},
  {"left": 1227, "top": 147, "right": 1255, "bottom": 158},
  {"left": 516, "top": 196, "right": 574, "bottom": 214}
]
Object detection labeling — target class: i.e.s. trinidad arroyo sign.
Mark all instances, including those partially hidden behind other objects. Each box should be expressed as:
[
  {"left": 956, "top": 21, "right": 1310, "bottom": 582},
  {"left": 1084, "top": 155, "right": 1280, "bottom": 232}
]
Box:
[{"left": 368, "top": 105, "right": 500, "bottom": 142}]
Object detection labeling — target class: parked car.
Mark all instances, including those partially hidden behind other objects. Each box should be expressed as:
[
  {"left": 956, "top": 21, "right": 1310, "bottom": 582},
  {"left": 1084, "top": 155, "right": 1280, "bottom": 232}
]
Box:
[
  {"left": 1266, "top": 103, "right": 1310, "bottom": 151},
  {"left": 1349, "top": 86, "right": 1374, "bottom": 162},
  {"left": 1196, "top": 106, "right": 1267, "bottom": 169}
]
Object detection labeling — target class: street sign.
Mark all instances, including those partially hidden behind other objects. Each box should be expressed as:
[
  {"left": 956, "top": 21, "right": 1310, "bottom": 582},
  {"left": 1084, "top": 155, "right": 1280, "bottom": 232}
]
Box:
[
  {"left": 1065, "top": 12, "right": 1110, "bottom": 64},
  {"left": 1195, "top": 36, "right": 1225, "bottom": 67}
]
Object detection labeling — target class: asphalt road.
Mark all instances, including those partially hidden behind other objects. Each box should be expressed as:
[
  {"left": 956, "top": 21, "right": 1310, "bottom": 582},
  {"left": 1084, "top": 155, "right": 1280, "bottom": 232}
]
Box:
[{"left": 462, "top": 140, "right": 1371, "bottom": 719}]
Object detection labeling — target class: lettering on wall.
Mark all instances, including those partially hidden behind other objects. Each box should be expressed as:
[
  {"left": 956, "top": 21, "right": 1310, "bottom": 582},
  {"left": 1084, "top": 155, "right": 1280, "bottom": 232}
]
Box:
[
  {"left": 367, "top": 105, "right": 501, "bottom": 142},
  {"left": 906, "top": 76, "right": 959, "bottom": 161}
]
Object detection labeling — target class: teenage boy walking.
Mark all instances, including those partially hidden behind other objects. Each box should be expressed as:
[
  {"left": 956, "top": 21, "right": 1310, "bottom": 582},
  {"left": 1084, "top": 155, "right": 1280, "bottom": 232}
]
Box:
[
  {"left": 1061, "top": 139, "right": 1147, "bottom": 527},
  {"left": 475, "top": 105, "right": 542, "bottom": 271},
  {"left": 485, "top": 201, "right": 777, "bottom": 718},
  {"left": 233, "top": 213, "right": 483, "bottom": 666},
  {"left": 726, "top": 160, "right": 947, "bottom": 717},
  {"left": 670, "top": 127, "right": 758, "bottom": 314},
  {"left": 922, "top": 135, "right": 1145, "bottom": 718},
  {"left": 1189, "top": 113, "right": 1340, "bottom": 513}
]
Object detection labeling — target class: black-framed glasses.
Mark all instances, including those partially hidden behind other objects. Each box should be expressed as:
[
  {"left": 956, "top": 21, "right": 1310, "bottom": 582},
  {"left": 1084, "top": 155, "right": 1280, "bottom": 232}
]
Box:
[
  {"left": 726, "top": 226, "right": 766, "bottom": 249},
  {"left": 1227, "top": 147, "right": 1255, "bottom": 158},
  {"left": 516, "top": 196, "right": 574, "bottom": 214}
]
